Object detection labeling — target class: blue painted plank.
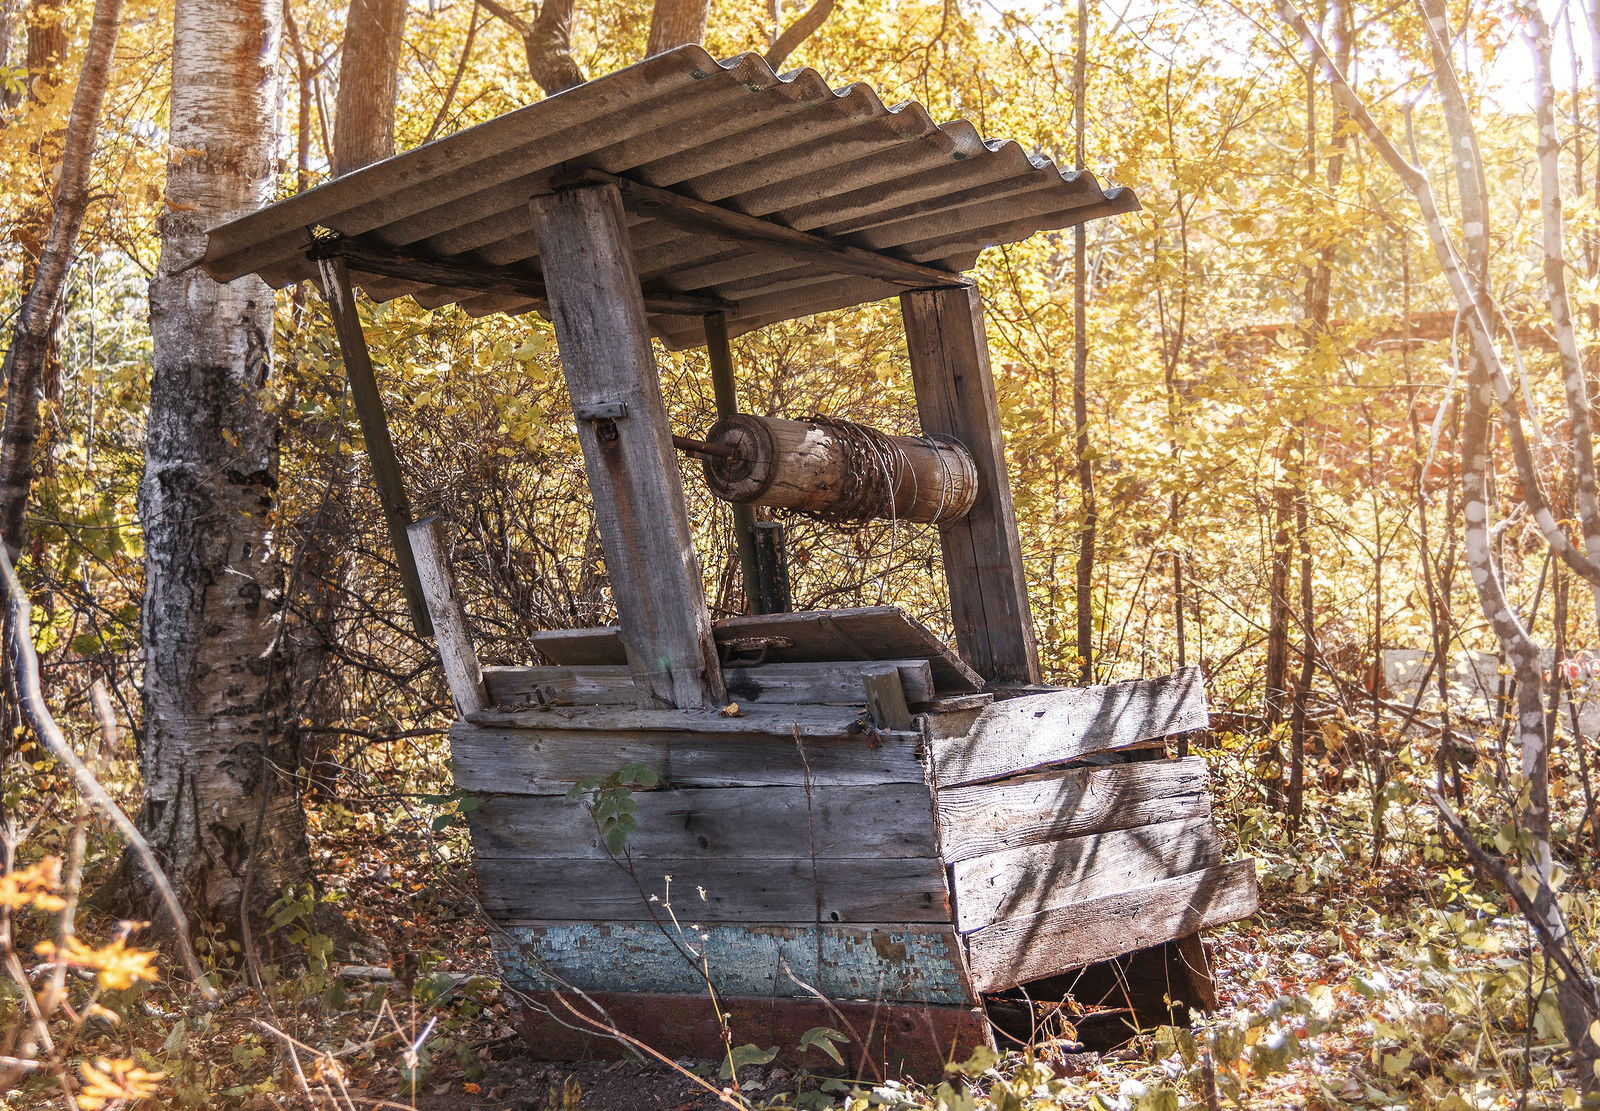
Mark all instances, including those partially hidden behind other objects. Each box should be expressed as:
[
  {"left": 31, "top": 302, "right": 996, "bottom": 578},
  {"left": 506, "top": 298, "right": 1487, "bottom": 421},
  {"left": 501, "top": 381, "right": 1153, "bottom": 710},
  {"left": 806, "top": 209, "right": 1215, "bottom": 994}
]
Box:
[{"left": 491, "top": 922, "right": 974, "bottom": 1005}]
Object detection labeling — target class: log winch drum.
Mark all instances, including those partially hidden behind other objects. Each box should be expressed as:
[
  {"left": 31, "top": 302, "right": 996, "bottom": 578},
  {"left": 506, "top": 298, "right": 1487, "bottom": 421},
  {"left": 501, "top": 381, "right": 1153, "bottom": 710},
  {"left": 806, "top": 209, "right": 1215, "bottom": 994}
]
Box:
[{"left": 698, "top": 414, "right": 979, "bottom": 525}]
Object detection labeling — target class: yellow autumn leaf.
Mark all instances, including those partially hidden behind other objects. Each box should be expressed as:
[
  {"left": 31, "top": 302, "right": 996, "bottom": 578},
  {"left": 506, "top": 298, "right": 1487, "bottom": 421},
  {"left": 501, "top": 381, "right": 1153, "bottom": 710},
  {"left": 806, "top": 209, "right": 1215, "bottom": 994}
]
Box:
[
  {"left": 0, "top": 856, "right": 67, "bottom": 912},
  {"left": 76, "top": 1057, "right": 165, "bottom": 1109},
  {"left": 35, "top": 935, "right": 160, "bottom": 991}
]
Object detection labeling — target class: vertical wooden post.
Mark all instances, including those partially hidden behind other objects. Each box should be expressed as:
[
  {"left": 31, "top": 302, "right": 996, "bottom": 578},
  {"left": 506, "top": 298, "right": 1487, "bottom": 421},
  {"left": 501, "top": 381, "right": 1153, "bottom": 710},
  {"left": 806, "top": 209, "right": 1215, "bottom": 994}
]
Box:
[
  {"left": 314, "top": 254, "right": 432, "bottom": 638},
  {"left": 751, "top": 521, "right": 791, "bottom": 613},
  {"left": 529, "top": 184, "right": 724, "bottom": 710},
  {"left": 407, "top": 516, "right": 488, "bottom": 717},
  {"left": 704, "top": 312, "right": 763, "bottom": 615},
  {"left": 901, "top": 285, "right": 1041, "bottom": 685}
]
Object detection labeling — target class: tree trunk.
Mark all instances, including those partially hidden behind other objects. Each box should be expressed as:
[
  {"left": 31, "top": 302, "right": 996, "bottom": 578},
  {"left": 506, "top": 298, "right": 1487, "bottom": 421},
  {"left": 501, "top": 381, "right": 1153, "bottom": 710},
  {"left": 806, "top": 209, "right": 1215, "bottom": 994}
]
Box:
[
  {"left": 0, "top": 0, "right": 122, "bottom": 559},
  {"left": 332, "top": 0, "right": 406, "bottom": 177},
  {"left": 103, "top": 0, "right": 318, "bottom": 956},
  {"left": 1072, "top": 0, "right": 1094, "bottom": 686},
  {"left": 645, "top": 0, "right": 708, "bottom": 56},
  {"left": 523, "top": 0, "right": 584, "bottom": 95}
]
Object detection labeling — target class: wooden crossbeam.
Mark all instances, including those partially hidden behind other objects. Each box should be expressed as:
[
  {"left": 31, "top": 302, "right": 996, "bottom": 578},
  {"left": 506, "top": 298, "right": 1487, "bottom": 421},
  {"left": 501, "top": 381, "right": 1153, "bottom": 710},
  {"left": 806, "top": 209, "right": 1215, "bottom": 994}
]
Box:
[
  {"left": 563, "top": 169, "right": 973, "bottom": 293},
  {"left": 304, "top": 235, "right": 737, "bottom": 316}
]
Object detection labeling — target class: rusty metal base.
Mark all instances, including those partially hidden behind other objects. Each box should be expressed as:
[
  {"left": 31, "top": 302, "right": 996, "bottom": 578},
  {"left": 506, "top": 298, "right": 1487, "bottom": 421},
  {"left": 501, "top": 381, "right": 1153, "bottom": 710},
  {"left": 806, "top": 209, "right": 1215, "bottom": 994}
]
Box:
[{"left": 513, "top": 989, "right": 993, "bottom": 1080}]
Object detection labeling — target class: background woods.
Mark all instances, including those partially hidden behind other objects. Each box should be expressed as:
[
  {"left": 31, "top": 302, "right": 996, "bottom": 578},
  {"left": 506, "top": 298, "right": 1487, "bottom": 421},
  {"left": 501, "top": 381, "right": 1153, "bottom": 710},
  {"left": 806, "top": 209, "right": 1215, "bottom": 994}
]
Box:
[{"left": 7, "top": 0, "right": 1600, "bottom": 1105}]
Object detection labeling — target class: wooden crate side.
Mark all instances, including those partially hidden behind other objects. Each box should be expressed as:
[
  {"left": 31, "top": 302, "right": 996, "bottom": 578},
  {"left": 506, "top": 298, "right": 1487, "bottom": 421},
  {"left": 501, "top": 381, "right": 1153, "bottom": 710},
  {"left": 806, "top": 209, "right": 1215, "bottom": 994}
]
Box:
[
  {"left": 482, "top": 660, "right": 937, "bottom": 706},
  {"left": 448, "top": 723, "right": 927, "bottom": 795},
  {"left": 465, "top": 702, "right": 900, "bottom": 737},
  {"left": 471, "top": 784, "right": 940, "bottom": 861},
  {"left": 949, "top": 816, "right": 1222, "bottom": 933},
  {"left": 492, "top": 922, "right": 975, "bottom": 1004},
  {"left": 929, "top": 665, "right": 1208, "bottom": 787},
  {"left": 473, "top": 856, "right": 952, "bottom": 923},
  {"left": 510, "top": 989, "right": 991, "bottom": 1078},
  {"left": 962, "top": 858, "right": 1260, "bottom": 993},
  {"left": 935, "top": 758, "right": 1212, "bottom": 864}
]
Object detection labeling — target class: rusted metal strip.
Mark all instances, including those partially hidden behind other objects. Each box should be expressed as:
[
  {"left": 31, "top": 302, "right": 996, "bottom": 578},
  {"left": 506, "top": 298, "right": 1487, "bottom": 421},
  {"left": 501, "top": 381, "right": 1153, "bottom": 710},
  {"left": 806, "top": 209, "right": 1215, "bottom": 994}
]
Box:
[{"left": 512, "top": 989, "right": 992, "bottom": 1080}]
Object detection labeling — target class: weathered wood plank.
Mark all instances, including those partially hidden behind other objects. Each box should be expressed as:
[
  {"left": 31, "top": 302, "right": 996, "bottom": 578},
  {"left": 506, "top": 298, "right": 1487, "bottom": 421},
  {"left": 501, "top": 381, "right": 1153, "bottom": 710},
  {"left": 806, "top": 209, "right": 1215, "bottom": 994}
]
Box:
[
  {"left": 1176, "top": 933, "right": 1217, "bottom": 1012},
  {"left": 929, "top": 666, "right": 1209, "bottom": 787},
  {"left": 949, "top": 816, "right": 1222, "bottom": 933},
  {"left": 485, "top": 660, "right": 934, "bottom": 705},
  {"left": 863, "top": 668, "right": 913, "bottom": 731},
  {"left": 730, "top": 659, "right": 932, "bottom": 704},
  {"left": 493, "top": 923, "right": 973, "bottom": 1002},
  {"left": 448, "top": 723, "right": 926, "bottom": 794},
  {"left": 470, "top": 784, "right": 938, "bottom": 860},
  {"left": 717, "top": 607, "right": 982, "bottom": 692},
  {"left": 935, "top": 758, "right": 1212, "bottom": 864},
  {"left": 464, "top": 701, "right": 903, "bottom": 736},
  {"left": 962, "top": 858, "right": 1260, "bottom": 993},
  {"left": 529, "top": 626, "right": 625, "bottom": 666},
  {"left": 473, "top": 855, "right": 952, "bottom": 923},
  {"left": 407, "top": 516, "right": 488, "bottom": 717},
  {"left": 528, "top": 183, "right": 723, "bottom": 710},
  {"left": 901, "top": 286, "right": 1039, "bottom": 685},
  {"left": 526, "top": 608, "right": 980, "bottom": 693},
  {"left": 482, "top": 665, "right": 633, "bottom": 705}
]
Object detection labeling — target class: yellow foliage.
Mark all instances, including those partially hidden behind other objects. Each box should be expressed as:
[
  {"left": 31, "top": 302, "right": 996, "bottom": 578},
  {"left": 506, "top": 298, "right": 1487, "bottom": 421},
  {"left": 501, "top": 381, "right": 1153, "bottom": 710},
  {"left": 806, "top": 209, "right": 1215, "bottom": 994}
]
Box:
[
  {"left": 0, "top": 856, "right": 67, "bottom": 912},
  {"left": 75, "top": 1056, "right": 165, "bottom": 1109},
  {"left": 34, "top": 933, "right": 160, "bottom": 991}
]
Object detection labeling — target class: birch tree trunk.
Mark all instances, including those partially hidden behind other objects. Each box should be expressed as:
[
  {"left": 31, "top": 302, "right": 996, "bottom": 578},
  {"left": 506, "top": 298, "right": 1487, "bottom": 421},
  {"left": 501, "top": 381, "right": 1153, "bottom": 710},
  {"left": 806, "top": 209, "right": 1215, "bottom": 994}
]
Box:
[
  {"left": 1274, "top": 0, "right": 1600, "bottom": 1084},
  {"left": 103, "top": 0, "right": 318, "bottom": 953}
]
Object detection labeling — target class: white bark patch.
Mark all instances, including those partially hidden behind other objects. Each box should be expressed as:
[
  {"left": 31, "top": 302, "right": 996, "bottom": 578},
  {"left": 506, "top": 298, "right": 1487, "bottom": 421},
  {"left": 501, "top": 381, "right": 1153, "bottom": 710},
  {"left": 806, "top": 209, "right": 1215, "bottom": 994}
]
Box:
[
  {"left": 1465, "top": 500, "right": 1487, "bottom": 523},
  {"left": 1535, "top": 508, "right": 1562, "bottom": 543},
  {"left": 1466, "top": 221, "right": 1484, "bottom": 238}
]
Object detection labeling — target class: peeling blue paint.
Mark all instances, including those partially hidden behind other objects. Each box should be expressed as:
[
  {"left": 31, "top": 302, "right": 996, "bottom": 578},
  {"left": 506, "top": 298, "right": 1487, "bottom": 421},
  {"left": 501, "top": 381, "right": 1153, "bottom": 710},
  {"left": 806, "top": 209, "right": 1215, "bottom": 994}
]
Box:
[{"left": 493, "top": 923, "right": 972, "bottom": 1005}]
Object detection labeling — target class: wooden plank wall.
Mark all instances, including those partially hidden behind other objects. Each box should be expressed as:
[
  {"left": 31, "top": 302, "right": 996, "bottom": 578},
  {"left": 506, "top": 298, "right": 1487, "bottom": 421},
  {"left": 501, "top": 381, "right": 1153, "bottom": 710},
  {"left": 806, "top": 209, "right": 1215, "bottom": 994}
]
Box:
[
  {"left": 453, "top": 666, "right": 1257, "bottom": 1009},
  {"left": 926, "top": 666, "right": 1259, "bottom": 995},
  {"left": 455, "top": 717, "right": 977, "bottom": 1006}
]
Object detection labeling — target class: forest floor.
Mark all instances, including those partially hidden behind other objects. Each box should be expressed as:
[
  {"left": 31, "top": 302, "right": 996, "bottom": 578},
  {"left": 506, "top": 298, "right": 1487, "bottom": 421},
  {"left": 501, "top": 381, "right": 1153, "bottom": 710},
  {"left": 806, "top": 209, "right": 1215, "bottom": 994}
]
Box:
[{"left": 7, "top": 731, "right": 1599, "bottom": 1110}]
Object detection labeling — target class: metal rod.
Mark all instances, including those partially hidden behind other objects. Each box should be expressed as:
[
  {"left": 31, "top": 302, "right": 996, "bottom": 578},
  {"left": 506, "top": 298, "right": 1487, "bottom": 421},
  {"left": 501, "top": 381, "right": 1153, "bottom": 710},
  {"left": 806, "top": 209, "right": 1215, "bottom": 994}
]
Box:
[
  {"left": 671, "top": 433, "right": 739, "bottom": 460},
  {"left": 704, "top": 312, "right": 764, "bottom": 615},
  {"left": 314, "top": 255, "right": 433, "bottom": 638}
]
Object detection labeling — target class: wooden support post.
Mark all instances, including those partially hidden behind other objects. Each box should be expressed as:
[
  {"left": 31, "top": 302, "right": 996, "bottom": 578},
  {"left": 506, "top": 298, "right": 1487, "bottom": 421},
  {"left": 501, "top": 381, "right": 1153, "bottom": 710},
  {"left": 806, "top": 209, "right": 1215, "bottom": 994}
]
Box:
[
  {"left": 1175, "top": 933, "right": 1217, "bottom": 1011},
  {"left": 751, "top": 521, "right": 791, "bottom": 613},
  {"left": 704, "top": 312, "right": 763, "bottom": 615},
  {"left": 529, "top": 184, "right": 724, "bottom": 710},
  {"left": 314, "top": 254, "right": 433, "bottom": 638},
  {"left": 407, "top": 516, "right": 488, "bottom": 717},
  {"left": 901, "top": 286, "right": 1040, "bottom": 685},
  {"left": 862, "top": 668, "right": 912, "bottom": 732}
]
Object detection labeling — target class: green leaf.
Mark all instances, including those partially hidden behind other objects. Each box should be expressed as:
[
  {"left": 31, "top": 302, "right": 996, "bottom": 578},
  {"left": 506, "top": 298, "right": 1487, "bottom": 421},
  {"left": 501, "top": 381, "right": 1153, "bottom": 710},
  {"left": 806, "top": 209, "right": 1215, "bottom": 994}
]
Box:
[
  {"left": 720, "top": 1043, "right": 780, "bottom": 1079},
  {"left": 431, "top": 814, "right": 453, "bottom": 831},
  {"left": 799, "top": 1027, "right": 850, "bottom": 1065}
]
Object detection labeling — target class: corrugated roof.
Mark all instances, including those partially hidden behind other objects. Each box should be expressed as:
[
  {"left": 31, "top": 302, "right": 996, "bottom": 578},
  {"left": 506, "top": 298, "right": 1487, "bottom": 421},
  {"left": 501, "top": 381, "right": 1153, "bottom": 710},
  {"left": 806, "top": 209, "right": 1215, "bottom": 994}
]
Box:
[{"left": 201, "top": 44, "right": 1139, "bottom": 350}]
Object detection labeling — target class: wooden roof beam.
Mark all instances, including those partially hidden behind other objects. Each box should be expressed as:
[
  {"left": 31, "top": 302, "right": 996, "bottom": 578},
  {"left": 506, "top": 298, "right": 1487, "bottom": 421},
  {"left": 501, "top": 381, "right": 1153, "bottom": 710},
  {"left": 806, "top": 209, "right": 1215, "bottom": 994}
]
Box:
[
  {"left": 558, "top": 169, "right": 973, "bottom": 293},
  {"left": 304, "top": 235, "right": 738, "bottom": 316}
]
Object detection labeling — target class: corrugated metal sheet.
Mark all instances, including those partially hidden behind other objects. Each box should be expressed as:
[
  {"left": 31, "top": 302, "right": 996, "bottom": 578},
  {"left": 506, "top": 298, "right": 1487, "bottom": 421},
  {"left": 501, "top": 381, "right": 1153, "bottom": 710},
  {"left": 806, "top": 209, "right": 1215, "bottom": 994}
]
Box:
[{"left": 201, "top": 44, "right": 1139, "bottom": 350}]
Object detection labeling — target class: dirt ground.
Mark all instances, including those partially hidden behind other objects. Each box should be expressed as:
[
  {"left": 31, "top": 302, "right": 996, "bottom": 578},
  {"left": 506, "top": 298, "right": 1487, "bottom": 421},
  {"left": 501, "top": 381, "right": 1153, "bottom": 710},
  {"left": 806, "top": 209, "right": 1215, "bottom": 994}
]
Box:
[{"left": 406, "top": 1055, "right": 855, "bottom": 1110}]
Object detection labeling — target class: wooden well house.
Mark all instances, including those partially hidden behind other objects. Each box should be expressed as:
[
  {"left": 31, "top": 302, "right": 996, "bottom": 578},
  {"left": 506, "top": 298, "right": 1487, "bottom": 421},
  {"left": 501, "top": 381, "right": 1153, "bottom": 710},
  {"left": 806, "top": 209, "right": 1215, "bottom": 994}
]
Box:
[{"left": 200, "top": 45, "right": 1258, "bottom": 1074}]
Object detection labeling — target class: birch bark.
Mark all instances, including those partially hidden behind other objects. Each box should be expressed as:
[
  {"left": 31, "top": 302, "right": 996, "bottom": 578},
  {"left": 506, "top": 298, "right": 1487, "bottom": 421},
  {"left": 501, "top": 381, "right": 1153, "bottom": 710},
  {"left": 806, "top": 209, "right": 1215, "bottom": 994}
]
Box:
[
  {"left": 103, "top": 0, "right": 319, "bottom": 952},
  {"left": 1275, "top": 0, "right": 1600, "bottom": 1084}
]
